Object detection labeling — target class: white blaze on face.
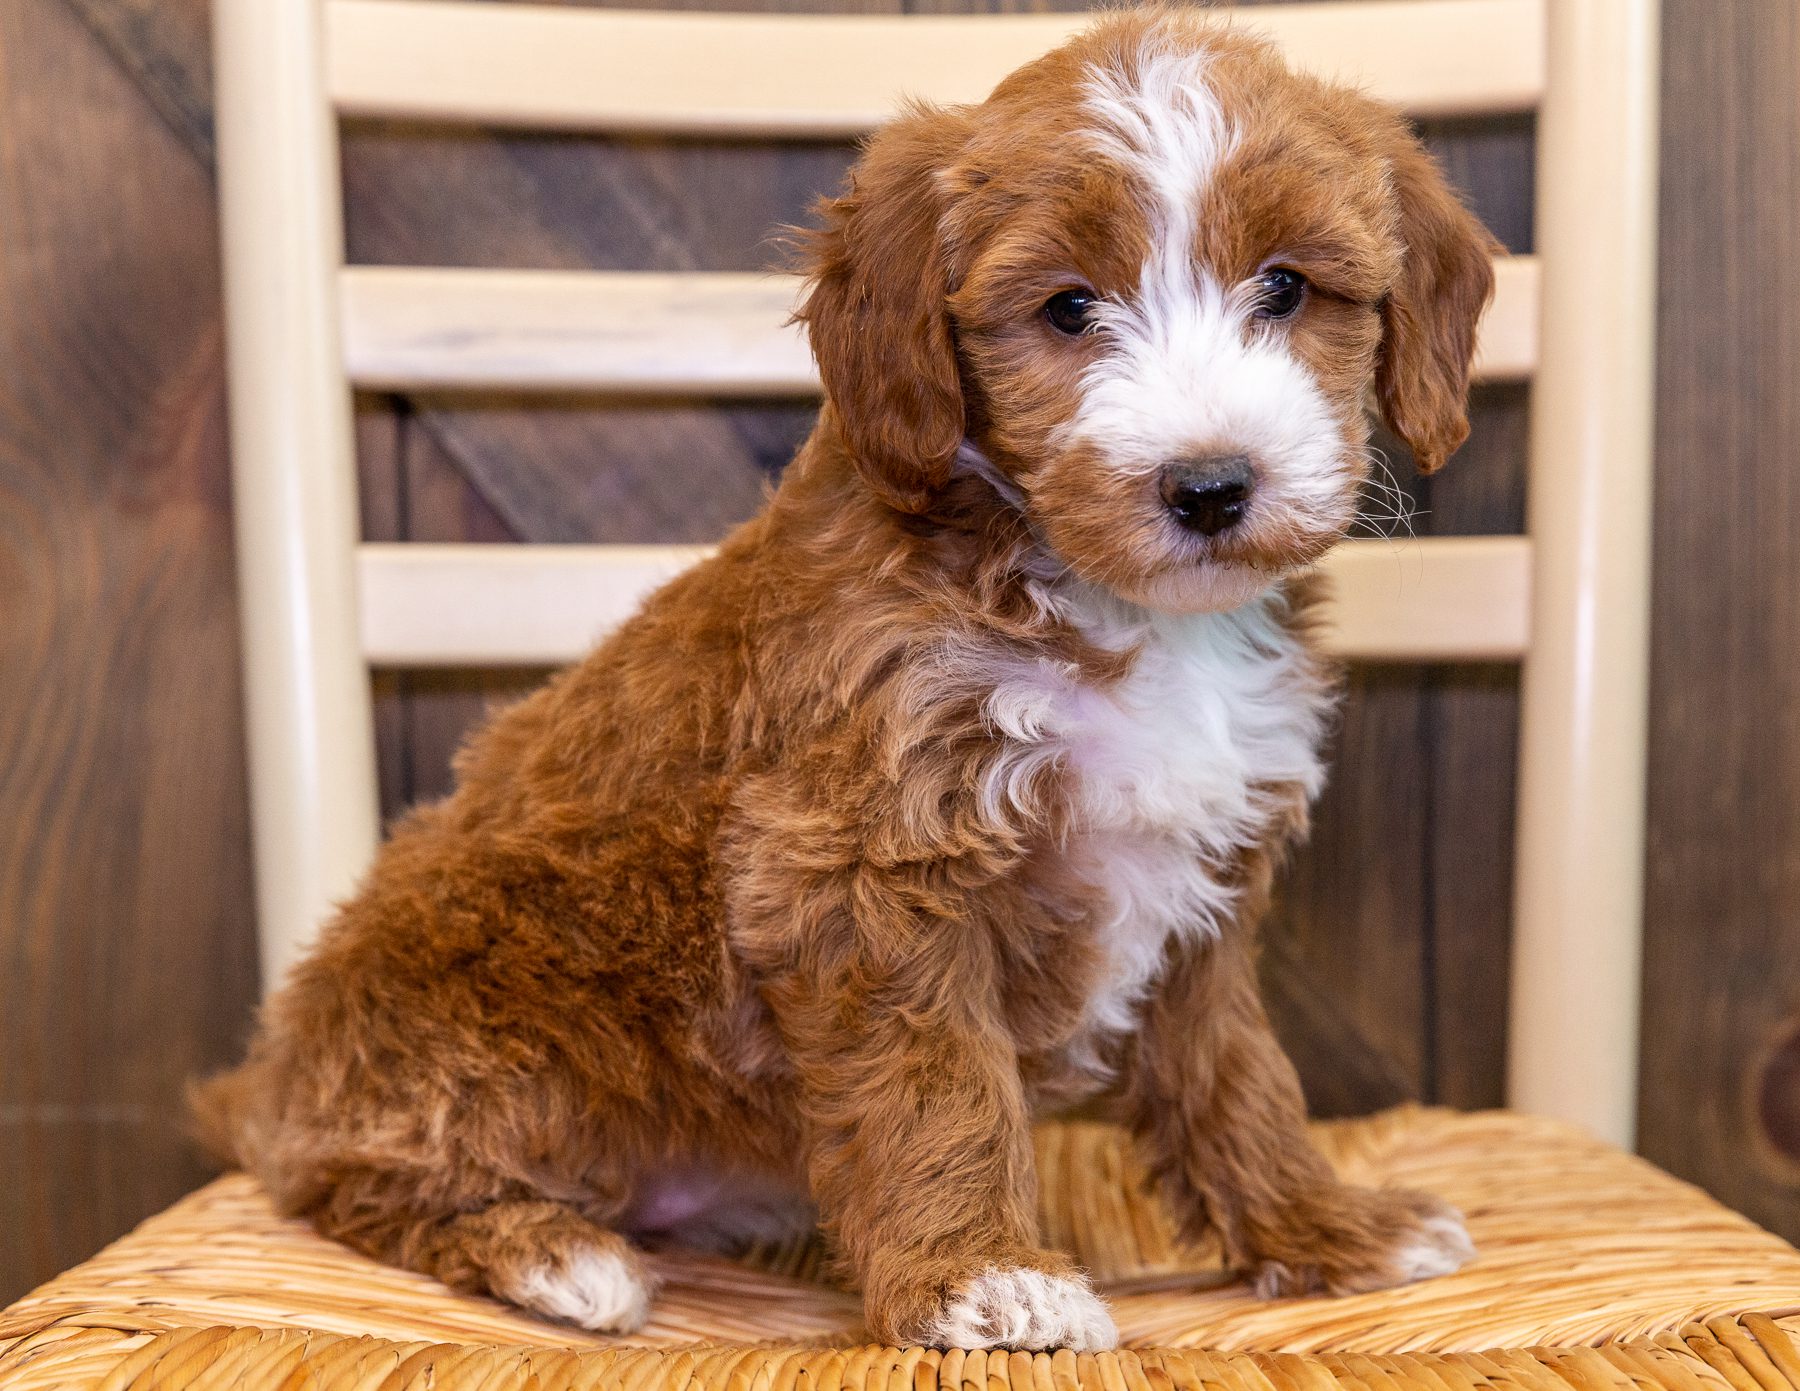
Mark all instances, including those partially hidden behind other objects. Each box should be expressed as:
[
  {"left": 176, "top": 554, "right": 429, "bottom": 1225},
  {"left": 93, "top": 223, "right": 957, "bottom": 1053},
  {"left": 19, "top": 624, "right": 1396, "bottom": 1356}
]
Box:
[{"left": 1067, "top": 38, "right": 1357, "bottom": 557}]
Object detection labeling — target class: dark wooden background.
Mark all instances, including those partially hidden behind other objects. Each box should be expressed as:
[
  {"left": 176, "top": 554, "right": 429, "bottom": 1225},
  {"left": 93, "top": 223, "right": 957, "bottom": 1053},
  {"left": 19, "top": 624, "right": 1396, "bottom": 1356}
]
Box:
[{"left": 1, "top": 0, "right": 1795, "bottom": 1304}]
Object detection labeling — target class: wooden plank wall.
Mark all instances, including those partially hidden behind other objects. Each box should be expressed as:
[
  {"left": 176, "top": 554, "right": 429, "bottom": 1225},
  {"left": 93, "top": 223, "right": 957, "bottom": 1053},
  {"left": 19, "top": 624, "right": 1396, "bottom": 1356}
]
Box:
[
  {"left": 0, "top": 0, "right": 259, "bottom": 1303},
  {"left": 1637, "top": 0, "right": 1800, "bottom": 1239},
  {"left": 0, "top": 0, "right": 1792, "bottom": 1305}
]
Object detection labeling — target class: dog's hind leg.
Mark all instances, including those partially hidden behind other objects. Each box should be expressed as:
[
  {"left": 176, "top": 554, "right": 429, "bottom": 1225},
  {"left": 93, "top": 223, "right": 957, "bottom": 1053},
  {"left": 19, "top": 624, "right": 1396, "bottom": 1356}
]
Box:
[
  {"left": 309, "top": 1169, "right": 657, "bottom": 1333},
  {"left": 425, "top": 1200, "right": 655, "bottom": 1332}
]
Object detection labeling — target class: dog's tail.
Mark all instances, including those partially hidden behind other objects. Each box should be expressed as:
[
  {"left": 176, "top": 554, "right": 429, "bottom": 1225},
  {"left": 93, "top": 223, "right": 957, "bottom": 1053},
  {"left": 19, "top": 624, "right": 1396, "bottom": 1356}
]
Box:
[{"left": 186, "top": 1063, "right": 258, "bottom": 1168}]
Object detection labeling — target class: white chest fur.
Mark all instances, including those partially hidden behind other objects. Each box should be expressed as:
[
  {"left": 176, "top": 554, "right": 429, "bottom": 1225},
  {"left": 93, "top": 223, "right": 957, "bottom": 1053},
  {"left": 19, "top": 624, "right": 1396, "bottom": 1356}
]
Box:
[{"left": 984, "top": 583, "right": 1331, "bottom": 1052}]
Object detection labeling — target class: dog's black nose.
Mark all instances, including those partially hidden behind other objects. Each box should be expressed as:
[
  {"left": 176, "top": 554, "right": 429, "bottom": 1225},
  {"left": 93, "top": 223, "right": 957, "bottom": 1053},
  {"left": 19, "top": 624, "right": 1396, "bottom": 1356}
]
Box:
[{"left": 1159, "top": 455, "right": 1254, "bottom": 537}]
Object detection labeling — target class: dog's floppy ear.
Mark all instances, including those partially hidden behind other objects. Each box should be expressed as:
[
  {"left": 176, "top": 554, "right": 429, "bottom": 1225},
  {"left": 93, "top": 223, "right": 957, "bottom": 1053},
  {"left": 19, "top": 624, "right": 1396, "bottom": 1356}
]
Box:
[
  {"left": 796, "top": 104, "right": 971, "bottom": 513},
  {"left": 1374, "top": 131, "right": 1502, "bottom": 475}
]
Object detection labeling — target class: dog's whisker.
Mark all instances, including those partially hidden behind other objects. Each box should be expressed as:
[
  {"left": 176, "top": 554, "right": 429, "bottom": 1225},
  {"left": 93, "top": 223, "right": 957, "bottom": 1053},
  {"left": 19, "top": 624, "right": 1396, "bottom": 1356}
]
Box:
[
  {"left": 1353, "top": 446, "right": 1422, "bottom": 542},
  {"left": 1355, "top": 503, "right": 1431, "bottom": 543}
]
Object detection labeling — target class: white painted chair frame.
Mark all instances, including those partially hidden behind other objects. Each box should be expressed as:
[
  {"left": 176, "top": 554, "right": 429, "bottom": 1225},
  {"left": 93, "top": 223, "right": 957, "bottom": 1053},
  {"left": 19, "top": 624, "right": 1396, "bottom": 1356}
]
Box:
[{"left": 213, "top": 0, "right": 1660, "bottom": 1148}]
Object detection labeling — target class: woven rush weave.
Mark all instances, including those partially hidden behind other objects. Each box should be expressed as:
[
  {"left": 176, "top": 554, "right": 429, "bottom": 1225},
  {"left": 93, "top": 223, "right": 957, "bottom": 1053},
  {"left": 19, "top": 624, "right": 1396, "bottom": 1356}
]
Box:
[
  {"left": 4, "top": 1108, "right": 1800, "bottom": 1390},
  {"left": 7, "top": 1318, "right": 1800, "bottom": 1391}
]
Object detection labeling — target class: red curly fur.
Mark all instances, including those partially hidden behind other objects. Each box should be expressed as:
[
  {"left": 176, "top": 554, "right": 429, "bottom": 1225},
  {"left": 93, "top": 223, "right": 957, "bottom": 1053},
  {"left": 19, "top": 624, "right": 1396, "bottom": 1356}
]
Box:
[{"left": 197, "top": 10, "right": 1496, "bottom": 1351}]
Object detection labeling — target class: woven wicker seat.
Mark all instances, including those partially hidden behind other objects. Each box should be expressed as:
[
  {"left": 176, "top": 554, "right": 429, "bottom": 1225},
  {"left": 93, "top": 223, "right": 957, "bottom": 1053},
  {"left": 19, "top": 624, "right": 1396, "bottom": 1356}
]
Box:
[{"left": 4, "top": 1108, "right": 1799, "bottom": 1389}]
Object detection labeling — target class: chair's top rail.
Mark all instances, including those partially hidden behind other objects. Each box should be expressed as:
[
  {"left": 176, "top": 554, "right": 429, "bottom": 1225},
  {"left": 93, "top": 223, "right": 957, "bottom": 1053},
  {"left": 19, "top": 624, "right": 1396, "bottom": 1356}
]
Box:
[{"left": 325, "top": 0, "right": 1547, "bottom": 138}]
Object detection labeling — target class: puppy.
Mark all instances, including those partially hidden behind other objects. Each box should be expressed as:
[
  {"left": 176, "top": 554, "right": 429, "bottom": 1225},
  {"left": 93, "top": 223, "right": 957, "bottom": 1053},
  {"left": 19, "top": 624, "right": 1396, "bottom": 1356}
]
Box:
[{"left": 197, "top": 10, "right": 1497, "bottom": 1352}]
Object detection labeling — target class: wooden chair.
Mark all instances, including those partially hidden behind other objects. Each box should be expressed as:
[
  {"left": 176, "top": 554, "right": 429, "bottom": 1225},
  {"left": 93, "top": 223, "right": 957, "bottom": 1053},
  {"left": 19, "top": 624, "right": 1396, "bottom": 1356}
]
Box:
[{"left": 11, "top": 3, "right": 1800, "bottom": 1389}]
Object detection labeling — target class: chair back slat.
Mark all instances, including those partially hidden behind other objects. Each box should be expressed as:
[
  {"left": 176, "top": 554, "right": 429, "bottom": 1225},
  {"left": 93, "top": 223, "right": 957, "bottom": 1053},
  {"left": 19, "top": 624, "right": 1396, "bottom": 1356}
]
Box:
[
  {"left": 356, "top": 537, "right": 1533, "bottom": 669},
  {"left": 325, "top": 0, "right": 1546, "bottom": 136},
  {"left": 339, "top": 257, "right": 1540, "bottom": 394}
]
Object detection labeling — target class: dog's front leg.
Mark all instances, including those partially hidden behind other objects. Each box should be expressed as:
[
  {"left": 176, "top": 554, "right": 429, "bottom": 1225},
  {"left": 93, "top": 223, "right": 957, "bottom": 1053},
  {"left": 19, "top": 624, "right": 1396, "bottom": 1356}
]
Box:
[
  {"left": 1124, "top": 930, "right": 1475, "bottom": 1296},
  {"left": 764, "top": 956, "right": 1117, "bottom": 1351}
]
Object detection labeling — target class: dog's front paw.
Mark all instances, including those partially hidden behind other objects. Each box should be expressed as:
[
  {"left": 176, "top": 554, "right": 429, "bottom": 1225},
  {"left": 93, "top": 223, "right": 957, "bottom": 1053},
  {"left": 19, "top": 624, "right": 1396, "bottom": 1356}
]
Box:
[
  {"left": 1246, "top": 1186, "right": 1475, "bottom": 1298},
  {"left": 918, "top": 1265, "right": 1118, "bottom": 1351}
]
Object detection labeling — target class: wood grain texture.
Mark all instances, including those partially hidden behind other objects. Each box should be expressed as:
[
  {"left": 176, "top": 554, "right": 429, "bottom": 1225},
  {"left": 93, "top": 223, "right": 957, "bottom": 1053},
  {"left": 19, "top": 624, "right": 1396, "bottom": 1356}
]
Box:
[
  {"left": 368, "top": 403, "right": 545, "bottom": 822},
  {"left": 0, "top": 0, "right": 257, "bottom": 1303},
  {"left": 1639, "top": 0, "right": 1800, "bottom": 1238},
  {"left": 60, "top": 0, "right": 215, "bottom": 154}
]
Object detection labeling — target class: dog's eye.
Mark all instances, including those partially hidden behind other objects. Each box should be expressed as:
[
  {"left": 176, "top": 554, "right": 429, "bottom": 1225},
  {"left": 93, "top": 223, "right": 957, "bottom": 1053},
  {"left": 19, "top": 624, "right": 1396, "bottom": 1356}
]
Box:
[
  {"left": 1254, "top": 268, "right": 1307, "bottom": 320},
  {"left": 1044, "top": 290, "right": 1098, "bottom": 336}
]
